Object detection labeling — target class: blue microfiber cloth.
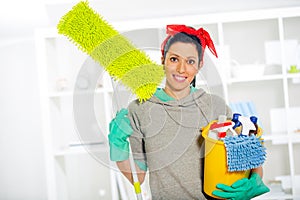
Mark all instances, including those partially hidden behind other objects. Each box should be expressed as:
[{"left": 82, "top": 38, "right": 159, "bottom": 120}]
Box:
[{"left": 223, "top": 135, "right": 266, "bottom": 172}]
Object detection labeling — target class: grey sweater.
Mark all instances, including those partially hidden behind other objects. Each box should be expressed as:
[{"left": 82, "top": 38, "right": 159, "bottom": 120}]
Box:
[{"left": 128, "top": 88, "right": 231, "bottom": 199}]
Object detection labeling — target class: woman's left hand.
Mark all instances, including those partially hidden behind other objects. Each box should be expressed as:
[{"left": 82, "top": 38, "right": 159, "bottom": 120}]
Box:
[{"left": 212, "top": 172, "right": 270, "bottom": 200}]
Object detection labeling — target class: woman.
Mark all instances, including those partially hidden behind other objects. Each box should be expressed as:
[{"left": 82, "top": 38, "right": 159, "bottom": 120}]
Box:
[{"left": 109, "top": 25, "right": 269, "bottom": 199}]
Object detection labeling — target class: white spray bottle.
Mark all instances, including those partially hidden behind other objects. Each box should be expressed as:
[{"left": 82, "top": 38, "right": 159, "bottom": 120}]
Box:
[{"left": 238, "top": 116, "right": 256, "bottom": 136}]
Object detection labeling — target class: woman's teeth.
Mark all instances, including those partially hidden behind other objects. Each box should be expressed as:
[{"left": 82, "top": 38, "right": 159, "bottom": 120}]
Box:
[{"left": 173, "top": 75, "right": 186, "bottom": 82}]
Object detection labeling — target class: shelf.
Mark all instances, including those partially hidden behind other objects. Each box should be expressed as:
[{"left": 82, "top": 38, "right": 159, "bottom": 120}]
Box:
[
  {"left": 54, "top": 143, "right": 108, "bottom": 156},
  {"left": 254, "top": 193, "right": 293, "bottom": 200},
  {"left": 264, "top": 133, "right": 300, "bottom": 144},
  {"left": 275, "top": 175, "right": 300, "bottom": 193},
  {"left": 254, "top": 191, "right": 293, "bottom": 199},
  {"left": 228, "top": 74, "right": 283, "bottom": 84},
  {"left": 48, "top": 88, "right": 113, "bottom": 98},
  {"left": 253, "top": 176, "right": 300, "bottom": 199},
  {"left": 287, "top": 73, "right": 300, "bottom": 80},
  {"left": 35, "top": 27, "right": 60, "bottom": 39},
  {"left": 48, "top": 90, "right": 73, "bottom": 98}
]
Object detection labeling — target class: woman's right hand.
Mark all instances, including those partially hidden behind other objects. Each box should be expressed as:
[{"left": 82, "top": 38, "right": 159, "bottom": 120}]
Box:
[{"left": 108, "top": 108, "right": 133, "bottom": 161}]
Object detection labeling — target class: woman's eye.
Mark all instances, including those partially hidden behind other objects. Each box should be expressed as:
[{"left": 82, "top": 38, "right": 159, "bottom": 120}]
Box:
[
  {"left": 170, "top": 57, "right": 178, "bottom": 62},
  {"left": 187, "top": 59, "right": 196, "bottom": 65}
]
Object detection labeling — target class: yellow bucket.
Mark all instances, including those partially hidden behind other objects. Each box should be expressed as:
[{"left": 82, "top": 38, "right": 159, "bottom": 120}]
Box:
[{"left": 202, "top": 121, "right": 250, "bottom": 199}]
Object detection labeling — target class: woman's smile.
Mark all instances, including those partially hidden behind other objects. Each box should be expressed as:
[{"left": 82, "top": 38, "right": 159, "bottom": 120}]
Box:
[{"left": 173, "top": 74, "right": 187, "bottom": 82}]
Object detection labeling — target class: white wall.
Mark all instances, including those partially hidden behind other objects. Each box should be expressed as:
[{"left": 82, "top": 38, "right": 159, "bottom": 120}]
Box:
[{"left": 0, "top": 39, "right": 47, "bottom": 200}]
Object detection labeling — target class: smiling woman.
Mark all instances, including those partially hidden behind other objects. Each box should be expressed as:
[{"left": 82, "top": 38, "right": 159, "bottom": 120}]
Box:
[
  {"left": 108, "top": 23, "right": 272, "bottom": 199},
  {"left": 163, "top": 40, "right": 201, "bottom": 99},
  {"left": 108, "top": 25, "right": 225, "bottom": 199}
]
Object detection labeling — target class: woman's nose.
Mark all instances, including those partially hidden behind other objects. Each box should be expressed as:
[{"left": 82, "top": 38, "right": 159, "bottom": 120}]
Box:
[{"left": 176, "top": 59, "right": 186, "bottom": 73}]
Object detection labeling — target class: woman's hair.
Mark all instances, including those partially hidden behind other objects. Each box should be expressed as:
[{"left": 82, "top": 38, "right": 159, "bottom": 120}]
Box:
[{"left": 163, "top": 32, "right": 203, "bottom": 64}]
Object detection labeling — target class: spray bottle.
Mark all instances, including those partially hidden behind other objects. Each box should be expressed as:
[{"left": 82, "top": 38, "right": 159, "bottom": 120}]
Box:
[
  {"left": 238, "top": 116, "right": 256, "bottom": 136},
  {"left": 232, "top": 113, "right": 241, "bottom": 129},
  {"left": 231, "top": 113, "right": 242, "bottom": 135},
  {"left": 208, "top": 115, "right": 235, "bottom": 140},
  {"left": 249, "top": 116, "right": 258, "bottom": 136}
]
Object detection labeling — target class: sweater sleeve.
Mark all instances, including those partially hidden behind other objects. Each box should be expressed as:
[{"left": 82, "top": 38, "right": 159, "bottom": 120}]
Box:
[{"left": 127, "top": 100, "right": 147, "bottom": 171}]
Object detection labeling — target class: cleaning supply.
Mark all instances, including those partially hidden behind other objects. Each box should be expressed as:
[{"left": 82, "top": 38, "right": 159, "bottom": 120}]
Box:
[
  {"left": 232, "top": 113, "right": 241, "bottom": 129},
  {"left": 57, "top": 2, "right": 166, "bottom": 199},
  {"left": 237, "top": 115, "right": 256, "bottom": 136},
  {"left": 208, "top": 115, "right": 236, "bottom": 140},
  {"left": 249, "top": 116, "right": 258, "bottom": 135},
  {"left": 224, "top": 114, "right": 266, "bottom": 172},
  {"left": 202, "top": 114, "right": 267, "bottom": 198},
  {"left": 223, "top": 134, "right": 266, "bottom": 172},
  {"left": 232, "top": 113, "right": 242, "bottom": 135},
  {"left": 57, "top": 1, "right": 165, "bottom": 102},
  {"left": 212, "top": 172, "right": 270, "bottom": 199},
  {"left": 202, "top": 120, "right": 250, "bottom": 199},
  {"left": 108, "top": 110, "right": 142, "bottom": 199}
]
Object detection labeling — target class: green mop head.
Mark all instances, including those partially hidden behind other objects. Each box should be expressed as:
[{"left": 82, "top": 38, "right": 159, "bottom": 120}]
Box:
[{"left": 57, "top": 1, "right": 164, "bottom": 102}]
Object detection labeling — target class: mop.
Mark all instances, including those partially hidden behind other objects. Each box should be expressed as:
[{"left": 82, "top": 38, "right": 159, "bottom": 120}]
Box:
[
  {"left": 223, "top": 135, "right": 266, "bottom": 172},
  {"left": 57, "top": 1, "right": 165, "bottom": 199},
  {"left": 57, "top": 1, "right": 164, "bottom": 102},
  {"left": 223, "top": 116, "right": 266, "bottom": 172}
]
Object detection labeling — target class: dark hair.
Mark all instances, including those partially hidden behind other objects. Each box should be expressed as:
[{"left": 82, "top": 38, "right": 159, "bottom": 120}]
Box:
[{"left": 163, "top": 32, "right": 203, "bottom": 64}]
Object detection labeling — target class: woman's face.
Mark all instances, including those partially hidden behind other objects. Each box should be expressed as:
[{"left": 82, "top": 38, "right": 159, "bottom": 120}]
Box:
[{"left": 162, "top": 42, "right": 203, "bottom": 99}]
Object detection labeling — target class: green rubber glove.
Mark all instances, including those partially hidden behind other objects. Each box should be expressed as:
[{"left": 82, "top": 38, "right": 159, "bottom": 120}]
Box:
[
  {"left": 212, "top": 172, "right": 270, "bottom": 200},
  {"left": 108, "top": 108, "right": 133, "bottom": 161}
]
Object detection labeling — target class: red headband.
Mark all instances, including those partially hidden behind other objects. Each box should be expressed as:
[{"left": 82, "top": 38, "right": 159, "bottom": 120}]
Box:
[{"left": 161, "top": 24, "right": 218, "bottom": 61}]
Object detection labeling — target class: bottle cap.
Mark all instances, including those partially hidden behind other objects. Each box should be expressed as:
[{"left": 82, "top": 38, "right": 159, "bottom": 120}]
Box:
[
  {"left": 232, "top": 113, "right": 241, "bottom": 129},
  {"left": 250, "top": 116, "right": 258, "bottom": 124},
  {"left": 232, "top": 113, "right": 241, "bottom": 122}
]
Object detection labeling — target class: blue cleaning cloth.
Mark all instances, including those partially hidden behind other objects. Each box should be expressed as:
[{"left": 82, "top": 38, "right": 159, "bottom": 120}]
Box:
[{"left": 223, "top": 135, "right": 266, "bottom": 172}]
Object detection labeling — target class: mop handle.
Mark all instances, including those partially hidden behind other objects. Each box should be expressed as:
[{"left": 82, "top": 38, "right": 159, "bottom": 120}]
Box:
[
  {"left": 110, "top": 79, "right": 143, "bottom": 200},
  {"left": 128, "top": 145, "right": 143, "bottom": 199}
]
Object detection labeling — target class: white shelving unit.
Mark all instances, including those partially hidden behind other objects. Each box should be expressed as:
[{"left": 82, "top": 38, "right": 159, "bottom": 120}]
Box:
[
  {"left": 36, "top": 5, "right": 300, "bottom": 200},
  {"left": 35, "top": 28, "right": 120, "bottom": 200}
]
